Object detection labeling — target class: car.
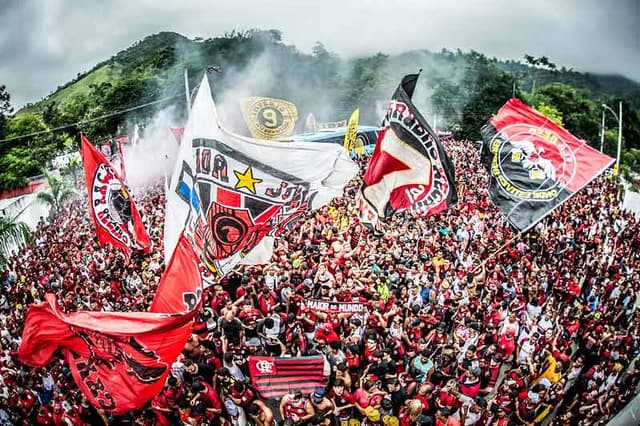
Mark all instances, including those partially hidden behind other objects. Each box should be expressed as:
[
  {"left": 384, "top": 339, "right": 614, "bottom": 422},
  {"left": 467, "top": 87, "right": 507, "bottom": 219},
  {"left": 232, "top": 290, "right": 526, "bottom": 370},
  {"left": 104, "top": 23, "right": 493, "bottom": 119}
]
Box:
[{"left": 292, "top": 125, "right": 380, "bottom": 157}]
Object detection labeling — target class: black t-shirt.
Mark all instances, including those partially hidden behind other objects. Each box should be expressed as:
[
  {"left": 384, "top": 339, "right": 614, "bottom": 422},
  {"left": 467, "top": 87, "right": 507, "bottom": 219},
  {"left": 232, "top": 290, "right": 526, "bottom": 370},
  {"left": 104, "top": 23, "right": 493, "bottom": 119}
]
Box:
[
  {"left": 184, "top": 363, "right": 216, "bottom": 384},
  {"left": 220, "top": 317, "right": 242, "bottom": 341},
  {"left": 390, "top": 389, "right": 407, "bottom": 413}
]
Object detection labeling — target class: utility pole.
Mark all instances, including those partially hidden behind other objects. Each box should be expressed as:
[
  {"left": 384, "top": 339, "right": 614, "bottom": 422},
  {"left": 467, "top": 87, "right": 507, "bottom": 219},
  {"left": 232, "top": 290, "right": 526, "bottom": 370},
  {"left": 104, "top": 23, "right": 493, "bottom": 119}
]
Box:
[
  {"left": 602, "top": 102, "right": 623, "bottom": 175},
  {"left": 616, "top": 101, "right": 623, "bottom": 175},
  {"left": 600, "top": 109, "right": 605, "bottom": 152}
]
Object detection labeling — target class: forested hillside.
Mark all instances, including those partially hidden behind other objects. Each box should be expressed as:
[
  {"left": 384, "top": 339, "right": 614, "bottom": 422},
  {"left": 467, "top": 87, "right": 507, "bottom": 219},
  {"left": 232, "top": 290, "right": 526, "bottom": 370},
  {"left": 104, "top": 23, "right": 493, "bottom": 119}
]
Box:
[{"left": 1, "top": 29, "right": 638, "bottom": 191}]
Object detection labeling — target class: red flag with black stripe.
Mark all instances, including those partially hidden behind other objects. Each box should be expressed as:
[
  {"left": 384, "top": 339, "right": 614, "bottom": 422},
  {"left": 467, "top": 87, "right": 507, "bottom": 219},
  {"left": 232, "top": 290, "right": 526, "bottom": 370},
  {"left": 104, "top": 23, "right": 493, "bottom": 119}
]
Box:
[
  {"left": 248, "top": 355, "right": 327, "bottom": 399},
  {"left": 480, "top": 98, "right": 614, "bottom": 231},
  {"left": 18, "top": 234, "right": 202, "bottom": 414}
]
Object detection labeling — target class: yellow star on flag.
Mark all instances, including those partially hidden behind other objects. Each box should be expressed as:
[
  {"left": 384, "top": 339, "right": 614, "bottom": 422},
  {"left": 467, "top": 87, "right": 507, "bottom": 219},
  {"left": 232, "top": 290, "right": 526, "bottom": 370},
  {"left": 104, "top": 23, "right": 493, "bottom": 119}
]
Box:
[{"left": 234, "top": 166, "right": 262, "bottom": 194}]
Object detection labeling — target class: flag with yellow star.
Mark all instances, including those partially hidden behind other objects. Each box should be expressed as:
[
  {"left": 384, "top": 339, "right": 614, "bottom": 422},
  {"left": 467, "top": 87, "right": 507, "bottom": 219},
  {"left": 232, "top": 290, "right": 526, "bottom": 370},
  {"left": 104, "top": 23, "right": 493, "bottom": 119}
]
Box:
[{"left": 165, "top": 74, "right": 358, "bottom": 279}]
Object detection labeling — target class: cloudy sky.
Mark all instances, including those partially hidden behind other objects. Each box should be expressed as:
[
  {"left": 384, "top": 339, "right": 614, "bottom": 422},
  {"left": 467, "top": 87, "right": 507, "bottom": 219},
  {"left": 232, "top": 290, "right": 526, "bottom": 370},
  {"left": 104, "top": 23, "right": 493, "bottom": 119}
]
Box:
[{"left": 0, "top": 0, "right": 638, "bottom": 109}]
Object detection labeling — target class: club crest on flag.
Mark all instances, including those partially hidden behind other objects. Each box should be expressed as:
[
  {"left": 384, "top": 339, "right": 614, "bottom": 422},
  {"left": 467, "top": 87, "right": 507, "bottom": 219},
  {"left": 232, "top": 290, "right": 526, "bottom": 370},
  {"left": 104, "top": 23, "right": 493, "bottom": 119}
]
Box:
[
  {"left": 175, "top": 137, "right": 317, "bottom": 278},
  {"left": 487, "top": 124, "right": 578, "bottom": 201},
  {"left": 91, "top": 163, "right": 136, "bottom": 247},
  {"left": 241, "top": 96, "right": 299, "bottom": 139},
  {"left": 480, "top": 98, "right": 614, "bottom": 232}
]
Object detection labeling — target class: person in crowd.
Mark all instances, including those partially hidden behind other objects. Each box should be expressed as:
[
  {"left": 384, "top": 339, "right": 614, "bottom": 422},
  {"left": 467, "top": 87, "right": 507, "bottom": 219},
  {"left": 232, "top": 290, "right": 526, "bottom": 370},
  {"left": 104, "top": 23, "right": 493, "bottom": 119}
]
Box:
[{"left": 2, "top": 141, "right": 639, "bottom": 425}]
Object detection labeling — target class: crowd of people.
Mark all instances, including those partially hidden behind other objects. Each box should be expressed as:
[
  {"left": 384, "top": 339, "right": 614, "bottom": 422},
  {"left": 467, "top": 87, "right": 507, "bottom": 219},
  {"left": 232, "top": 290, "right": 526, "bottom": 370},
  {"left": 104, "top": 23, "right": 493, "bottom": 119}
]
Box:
[{"left": 1, "top": 139, "right": 639, "bottom": 426}]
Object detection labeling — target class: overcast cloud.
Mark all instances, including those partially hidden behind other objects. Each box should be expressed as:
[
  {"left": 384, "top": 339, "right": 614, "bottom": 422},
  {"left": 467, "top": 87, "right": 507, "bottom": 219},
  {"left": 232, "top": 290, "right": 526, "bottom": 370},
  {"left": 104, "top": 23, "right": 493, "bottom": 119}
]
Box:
[{"left": 0, "top": 0, "right": 638, "bottom": 109}]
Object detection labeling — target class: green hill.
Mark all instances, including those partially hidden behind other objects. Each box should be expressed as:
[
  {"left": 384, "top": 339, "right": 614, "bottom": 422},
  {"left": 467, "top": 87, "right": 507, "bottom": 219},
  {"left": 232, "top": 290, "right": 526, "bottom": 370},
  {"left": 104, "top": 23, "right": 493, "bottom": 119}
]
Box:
[{"left": 2, "top": 30, "right": 639, "bottom": 191}]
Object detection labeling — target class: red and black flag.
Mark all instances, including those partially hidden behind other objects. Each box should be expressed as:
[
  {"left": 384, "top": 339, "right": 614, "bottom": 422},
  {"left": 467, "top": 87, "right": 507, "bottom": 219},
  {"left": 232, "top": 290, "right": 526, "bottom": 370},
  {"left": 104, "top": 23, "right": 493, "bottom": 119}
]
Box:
[
  {"left": 18, "top": 235, "right": 202, "bottom": 414},
  {"left": 81, "top": 134, "right": 151, "bottom": 256},
  {"left": 480, "top": 98, "right": 614, "bottom": 232},
  {"left": 248, "top": 355, "right": 327, "bottom": 399},
  {"left": 358, "top": 73, "right": 457, "bottom": 225}
]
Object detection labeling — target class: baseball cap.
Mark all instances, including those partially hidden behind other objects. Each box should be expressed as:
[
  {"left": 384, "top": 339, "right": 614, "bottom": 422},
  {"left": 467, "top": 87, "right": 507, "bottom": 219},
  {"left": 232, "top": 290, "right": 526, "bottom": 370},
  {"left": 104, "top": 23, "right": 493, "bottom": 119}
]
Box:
[
  {"left": 247, "top": 337, "right": 261, "bottom": 347},
  {"left": 311, "top": 387, "right": 326, "bottom": 403}
]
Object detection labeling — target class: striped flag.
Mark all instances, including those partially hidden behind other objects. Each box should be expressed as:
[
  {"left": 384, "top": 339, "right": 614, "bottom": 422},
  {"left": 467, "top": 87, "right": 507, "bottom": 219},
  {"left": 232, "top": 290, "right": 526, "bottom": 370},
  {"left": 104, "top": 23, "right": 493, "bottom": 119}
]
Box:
[{"left": 248, "top": 355, "right": 327, "bottom": 399}]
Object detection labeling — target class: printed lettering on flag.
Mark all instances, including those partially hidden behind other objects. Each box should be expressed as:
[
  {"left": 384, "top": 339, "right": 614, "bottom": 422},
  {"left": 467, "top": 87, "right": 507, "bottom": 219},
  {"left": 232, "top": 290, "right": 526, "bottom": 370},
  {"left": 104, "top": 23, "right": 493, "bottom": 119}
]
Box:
[
  {"left": 304, "top": 299, "right": 365, "bottom": 314},
  {"left": 164, "top": 75, "right": 358, "bottom": 277},
  {"left": 81, "top": 135, "right": 151, "bottom": 255},
  {"left": 480, "top": 98, "right": 614, "bottom": 232},
  {"left": 358, "top": 73, "right": 457, "bottom": 225}
]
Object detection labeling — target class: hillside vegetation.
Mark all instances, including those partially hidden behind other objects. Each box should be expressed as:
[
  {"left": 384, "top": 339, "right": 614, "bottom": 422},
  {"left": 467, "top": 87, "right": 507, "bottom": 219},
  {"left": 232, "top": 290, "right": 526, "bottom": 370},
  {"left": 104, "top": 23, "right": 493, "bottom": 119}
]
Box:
[{"left": 1, "top": 30, "right": 639, "bottom": 191}]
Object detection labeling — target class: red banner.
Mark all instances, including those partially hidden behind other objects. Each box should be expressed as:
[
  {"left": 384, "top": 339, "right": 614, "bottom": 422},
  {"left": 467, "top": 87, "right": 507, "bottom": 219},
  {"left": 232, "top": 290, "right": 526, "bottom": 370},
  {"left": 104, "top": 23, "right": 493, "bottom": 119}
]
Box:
[
  {"left": 81, "top": 134, "right": 151, "bottom": 256},
  {"left": 248, "top": 356, "right": 326, "bottom": 399},
  {"left": 151, "top": 236, "right": 203, "bottom": 313},
  {"left": 18, "top": 235, "right": 202, "bottom": 414},
  {"left": 115, "top": 136, "right": 130, "bottom": 145}
]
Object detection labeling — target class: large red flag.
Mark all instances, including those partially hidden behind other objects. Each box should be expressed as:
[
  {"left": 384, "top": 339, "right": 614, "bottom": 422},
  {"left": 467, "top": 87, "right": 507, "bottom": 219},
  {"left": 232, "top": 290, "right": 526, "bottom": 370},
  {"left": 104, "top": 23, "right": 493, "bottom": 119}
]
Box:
[
  {"left": 18, "top": 235, "right": 202, "bottom": 414},
  {"left": 80, "top": 134, "right": 151, "bottom": 255}
]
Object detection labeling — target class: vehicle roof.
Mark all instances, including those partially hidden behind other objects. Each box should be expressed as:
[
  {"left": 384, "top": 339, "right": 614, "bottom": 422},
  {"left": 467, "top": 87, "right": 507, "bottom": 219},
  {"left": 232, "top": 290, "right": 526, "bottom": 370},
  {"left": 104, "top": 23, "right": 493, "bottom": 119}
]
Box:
[{"left": 293, "top": 125, "right": 379, "bottom": 141}]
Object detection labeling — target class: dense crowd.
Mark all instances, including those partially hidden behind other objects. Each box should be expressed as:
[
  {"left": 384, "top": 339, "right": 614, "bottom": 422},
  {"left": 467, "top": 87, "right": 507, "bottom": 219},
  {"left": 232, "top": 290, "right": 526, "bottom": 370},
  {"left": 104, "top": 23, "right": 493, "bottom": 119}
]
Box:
[{"left": 1, "top": 139, "right": 639, "bottom": 426}]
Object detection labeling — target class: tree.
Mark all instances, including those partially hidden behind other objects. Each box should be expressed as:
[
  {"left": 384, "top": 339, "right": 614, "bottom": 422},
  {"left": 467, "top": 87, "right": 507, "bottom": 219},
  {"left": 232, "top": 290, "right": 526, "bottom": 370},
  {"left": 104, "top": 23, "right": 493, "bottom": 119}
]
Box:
[
  {"left": 0, "top": 216, "right": 30, "bottom": 269},
  {"left": 61, "top": 154, "right": 82, "bottom": 186},
  {"left": 524, "top": 55, "right": 557, "bottom": 95},
  {"left": 0, "top": 84, "right": 12, "bottom": 140},
  {"left": 535, "top": 102, "right": 564, "bottom": 127},
  {"left": 36, "top": 169, "right": 77, "bottom": 218}
]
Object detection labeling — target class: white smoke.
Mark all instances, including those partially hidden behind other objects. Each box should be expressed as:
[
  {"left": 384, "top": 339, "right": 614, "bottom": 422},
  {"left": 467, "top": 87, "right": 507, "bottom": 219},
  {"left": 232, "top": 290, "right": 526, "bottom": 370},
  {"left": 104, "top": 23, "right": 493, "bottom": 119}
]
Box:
[{"left": 119, "top": 106, "right": 181, "bottom": 189}]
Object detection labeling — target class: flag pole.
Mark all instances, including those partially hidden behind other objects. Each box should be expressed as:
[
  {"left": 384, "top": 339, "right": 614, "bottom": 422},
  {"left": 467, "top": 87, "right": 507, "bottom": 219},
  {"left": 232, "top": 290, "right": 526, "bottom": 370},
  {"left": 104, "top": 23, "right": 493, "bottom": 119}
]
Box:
[
  {"left": 474, "top": 230, "right": 524, "bottom": 273},
  {"left": 184, "top": 67, "right": 191, "bottom": 117}
]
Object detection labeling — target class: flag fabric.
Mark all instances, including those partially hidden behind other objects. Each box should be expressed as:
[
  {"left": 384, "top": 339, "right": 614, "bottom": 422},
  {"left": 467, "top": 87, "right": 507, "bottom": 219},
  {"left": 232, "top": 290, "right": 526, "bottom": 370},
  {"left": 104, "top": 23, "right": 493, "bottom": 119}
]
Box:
[
  {"left": 115, "top": 135, "right": 130, "bottom": 145},
  {"left": 80, "top": 134, "right": 151, "bottom": 255},
  {"left": 343, "top": 108, "right": 361, "bottom": 155},
  {"left": 480, "top": 98, "right": 614, "bottom": 232},
  {"left": 18, "top": 235, "right": 202, "bottom": 414},
  {"left": 358, "top": 73, "right": 457, "bottom": 225},
  {"left": 164, "top": 75, "right": 357, "bottom": 278},
  {"left": 101, "top": 141, "right": 112, "bottom": 157},
  {"left": 248, "top": 355, "right": 327, "bottom": 399},
  {"left": 116, "top": 136, "right": 127, "bottom": 181},
  {"left": 240, "top": 96, "right": 299, "bottom": 140},
  {"left": 170, "top": 127, "right": 184, "bottom": 144}
]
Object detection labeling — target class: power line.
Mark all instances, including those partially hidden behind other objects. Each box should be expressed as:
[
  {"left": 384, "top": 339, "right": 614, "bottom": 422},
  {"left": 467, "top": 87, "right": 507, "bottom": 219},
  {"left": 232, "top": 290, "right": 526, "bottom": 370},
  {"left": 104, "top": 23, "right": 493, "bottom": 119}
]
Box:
[{"left": 0, "top": 93, "right": 185, "bottom": 146}]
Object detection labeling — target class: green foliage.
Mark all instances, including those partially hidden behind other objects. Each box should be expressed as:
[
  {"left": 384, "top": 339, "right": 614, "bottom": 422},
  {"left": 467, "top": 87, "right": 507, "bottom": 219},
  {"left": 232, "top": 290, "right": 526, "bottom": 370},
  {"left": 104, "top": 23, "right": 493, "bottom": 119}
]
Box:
[
  {"left": 0, "top": 216, "right": 31, "bottom": 269},
  {"left": 535, "top": 102, "right": 564, "bottom": 127},
  {"left": 36, "top": 169, "right": 77, "bottom": 218},
  {"left": 0, "top": 113, "right": 64, "bottom": 191},
  {"left": 340, "top": 53, "right": 390, "bottom": 123},
  {"left": 2, "top": 30, "right": 639, "bottom": 190},
  {"left": 0, "top": 84, "right": 12, "bottom": 140}
]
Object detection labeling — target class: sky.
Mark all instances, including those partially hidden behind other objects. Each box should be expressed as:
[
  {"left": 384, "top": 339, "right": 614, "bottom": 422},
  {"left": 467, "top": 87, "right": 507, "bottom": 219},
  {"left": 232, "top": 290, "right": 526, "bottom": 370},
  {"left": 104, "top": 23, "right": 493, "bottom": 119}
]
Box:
[{"left": 0, "top": 0, "right": 638, "bottom": 109}]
